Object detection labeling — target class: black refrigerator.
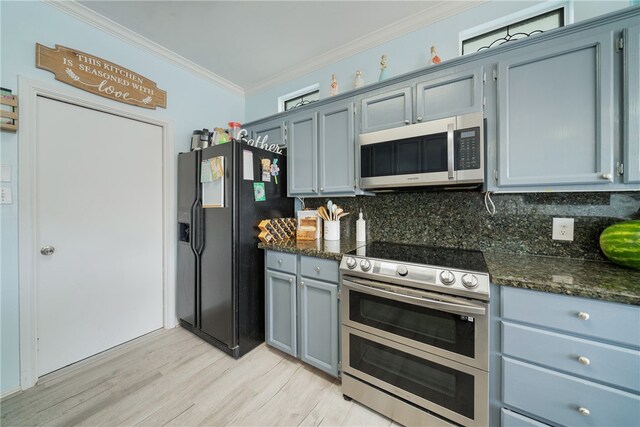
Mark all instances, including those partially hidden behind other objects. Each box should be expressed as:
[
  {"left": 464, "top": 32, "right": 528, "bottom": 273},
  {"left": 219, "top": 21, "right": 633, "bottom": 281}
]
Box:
[{"left": 177, "top": 140, "right": 293, "bottom": 358}]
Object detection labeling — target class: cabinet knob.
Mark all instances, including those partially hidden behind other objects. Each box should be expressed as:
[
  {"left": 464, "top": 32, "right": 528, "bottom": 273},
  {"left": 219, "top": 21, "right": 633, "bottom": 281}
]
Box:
[
  {"left": 288, "top": 278, "right": 293, "bottom": 283},
  {"left": 416, "top": 116, "right": 423, "bottom": 122},
  {"left": 300, "top": 281, "right": 305, "bottom": 287},
  {"left": 577, "top": 312, "right": 590, "bottom": 321},
  {"left": 320, "top": 187, "right": 324, "bottom": 191},
  {"left": 578, "top": 407, "right": 590, "bottom": 417},
  {"left": 578, "top": 356, "right": 590, "bottom": 366},
  {"left": 600, "top": 173, "right": 613, "bottom": 180},
  {"left": 404, "top": 119, "right": 410, "bottom": 125},
  {"left": 315, "top": 266, "right": 320, "bottom": 272},
  {"left": 278, "top": 259, "right": 283, "bottom": 264}
]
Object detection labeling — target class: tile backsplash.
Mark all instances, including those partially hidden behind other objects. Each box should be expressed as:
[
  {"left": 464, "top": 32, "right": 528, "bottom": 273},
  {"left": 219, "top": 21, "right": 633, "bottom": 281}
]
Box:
[{"left": 304, "top": 191, "right": 640, "bottom": 261}]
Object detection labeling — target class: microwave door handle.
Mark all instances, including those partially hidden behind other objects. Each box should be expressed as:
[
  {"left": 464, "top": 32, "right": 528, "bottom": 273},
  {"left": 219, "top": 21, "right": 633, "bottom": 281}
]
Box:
[
  {"left": 343, "top": 279, "right": 486, "bottom": 316},
  {"left": 447, "top": 123, "right": 455, "bottom": 180}
]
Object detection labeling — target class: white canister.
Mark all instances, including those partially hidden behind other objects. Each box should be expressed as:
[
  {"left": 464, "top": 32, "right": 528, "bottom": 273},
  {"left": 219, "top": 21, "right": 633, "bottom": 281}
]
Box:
[{"left": 324, "top": 220, "right": 340, "bottom": 241}]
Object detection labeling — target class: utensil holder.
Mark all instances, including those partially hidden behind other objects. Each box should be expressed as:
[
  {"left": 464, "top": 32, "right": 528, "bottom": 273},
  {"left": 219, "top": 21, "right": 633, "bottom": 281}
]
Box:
[{"left": 324, "top": 220, "right": 340, "bottom": 241}]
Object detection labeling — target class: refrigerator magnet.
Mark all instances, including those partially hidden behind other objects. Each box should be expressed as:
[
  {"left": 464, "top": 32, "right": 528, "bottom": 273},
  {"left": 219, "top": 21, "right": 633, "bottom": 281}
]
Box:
[
  {"left": 261, "top": 158, "right": 271, "bottom": 182},
  {"left": 253, "top": 182, "right": 266, "bottom": 201},
  {"left": 270, "top": 159, "right": 280, "bottom": 184}
]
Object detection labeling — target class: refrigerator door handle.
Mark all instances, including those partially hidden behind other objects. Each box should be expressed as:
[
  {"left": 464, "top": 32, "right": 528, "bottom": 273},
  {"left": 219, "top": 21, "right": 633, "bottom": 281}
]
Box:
[{"left": 194, "top": 198, "right": 204, "bottom": 254}]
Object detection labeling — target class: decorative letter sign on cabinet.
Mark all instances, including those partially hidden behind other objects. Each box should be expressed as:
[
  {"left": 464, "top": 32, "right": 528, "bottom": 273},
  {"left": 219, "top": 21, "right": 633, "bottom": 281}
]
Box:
[
  {"left": 264, "top": 250, "right": 340, "bottom": 377},
  {"left": 495, "top": 286, "right": 640, "bottom": 427}
]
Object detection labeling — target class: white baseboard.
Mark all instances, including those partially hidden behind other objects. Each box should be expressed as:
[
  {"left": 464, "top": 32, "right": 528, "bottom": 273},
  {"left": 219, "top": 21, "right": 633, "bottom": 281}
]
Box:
[{"left": 1, "top": 386, "right": 22, "bottom": 400}]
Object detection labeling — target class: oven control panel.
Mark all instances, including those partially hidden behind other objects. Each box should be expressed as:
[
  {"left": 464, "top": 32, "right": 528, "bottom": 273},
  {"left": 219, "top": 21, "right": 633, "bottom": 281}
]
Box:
[{"left": 340, "top": 256, "right": 489, "bottom": 299}]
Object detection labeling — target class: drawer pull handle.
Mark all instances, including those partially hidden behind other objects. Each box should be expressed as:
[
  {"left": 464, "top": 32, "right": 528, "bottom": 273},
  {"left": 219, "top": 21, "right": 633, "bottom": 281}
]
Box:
[
  {"left": 577, "top": 312, "right": 590, "bottom": 320},
  {"left": 578, "top": 407, "right": 590, "bottom": 417},
  {"left": 315, "top": 266, "right": 320, "bottom": 272},
  {"left": 278, "top": 259, "right": 283, "bottom": 264},
  {"left": 578, "top": 356, "right": 591, "bottom": 365}
]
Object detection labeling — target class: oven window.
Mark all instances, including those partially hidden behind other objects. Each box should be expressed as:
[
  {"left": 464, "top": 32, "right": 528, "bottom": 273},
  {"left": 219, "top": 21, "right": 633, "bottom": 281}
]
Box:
[
  {"left": 350, "top": 334, "right": 474, "bottom": 418},
  {"left": 349, "top": 290, "right": 475, "bottom": 358}
]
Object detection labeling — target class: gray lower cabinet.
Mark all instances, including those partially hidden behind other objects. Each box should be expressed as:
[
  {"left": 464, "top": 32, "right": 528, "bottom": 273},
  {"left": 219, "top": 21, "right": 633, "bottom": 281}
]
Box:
[
  {"left": 495, "top": 30, "right": 617, "bottom": 189},
  {"left": 288, "top": 100, "right": 356, "bottom": 197},
  {"left": 299, "top": 277, "right": 339, "bottom": 375},
  {"left": 264, "top": 251, "right": 340, "bottom": 377},
  {"left": 624, "top": 24, "right": 640, "bottom": 184},
  {"left": 495, "top": 286, "right": 640, "bottom": 427},
  {"left": 265, "top": 269, "right": 297, "bottom": 356}
]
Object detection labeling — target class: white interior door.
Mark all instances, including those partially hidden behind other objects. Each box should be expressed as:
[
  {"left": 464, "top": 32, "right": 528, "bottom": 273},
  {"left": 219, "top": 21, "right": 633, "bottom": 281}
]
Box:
[{"left": 35, "top": 96, "right": 164, "bottom": 376}]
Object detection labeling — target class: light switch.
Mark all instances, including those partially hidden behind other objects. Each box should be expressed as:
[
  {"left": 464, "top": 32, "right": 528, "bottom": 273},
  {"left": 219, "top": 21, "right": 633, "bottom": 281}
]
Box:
[
  {"left": 1, "top": 185, "right": 12, "bottom": 204},
  {"left": 1, "top": 164, "right": 11, "bottom": 182}
]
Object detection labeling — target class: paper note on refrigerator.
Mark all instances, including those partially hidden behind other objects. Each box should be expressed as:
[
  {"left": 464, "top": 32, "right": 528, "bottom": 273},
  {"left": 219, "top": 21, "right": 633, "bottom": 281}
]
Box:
[
  {"left": 203, "top": 156, "right": 224, "bottom": 208},
  {"left": 243, "top": 150, "right": 254, "bottom": 181}
]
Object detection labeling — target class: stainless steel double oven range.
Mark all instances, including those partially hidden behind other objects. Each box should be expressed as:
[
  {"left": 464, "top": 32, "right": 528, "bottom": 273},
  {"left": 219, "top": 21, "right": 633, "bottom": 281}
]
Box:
[{"left": 339, "top": 242, "right": 490, "bottom": 426}]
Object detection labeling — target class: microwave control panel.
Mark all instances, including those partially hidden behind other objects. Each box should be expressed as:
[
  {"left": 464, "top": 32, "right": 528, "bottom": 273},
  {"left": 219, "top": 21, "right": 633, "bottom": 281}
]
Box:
[{"left": 455, "top": 127, "right": 481, "bottom": 170}]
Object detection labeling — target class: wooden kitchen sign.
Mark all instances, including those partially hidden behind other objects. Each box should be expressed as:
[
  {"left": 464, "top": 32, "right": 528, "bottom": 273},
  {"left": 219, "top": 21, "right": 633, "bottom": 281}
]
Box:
[{"left": 36, "top": 44, "right": 167, "bottom": 109}]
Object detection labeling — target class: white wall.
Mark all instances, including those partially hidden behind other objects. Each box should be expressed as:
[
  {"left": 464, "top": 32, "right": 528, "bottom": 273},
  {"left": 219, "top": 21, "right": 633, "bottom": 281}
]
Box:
[
  {"left": 245, "top": 0, "right": 631, "bottom": 122},
  {"left": 0, "top": 0, "right": 244, "bottom": 395}
]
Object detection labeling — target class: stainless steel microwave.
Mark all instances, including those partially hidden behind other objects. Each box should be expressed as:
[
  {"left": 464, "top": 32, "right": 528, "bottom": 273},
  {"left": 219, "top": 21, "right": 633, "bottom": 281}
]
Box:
[{"left": 359, "top": 112, "right": 484, "bottom": 191}]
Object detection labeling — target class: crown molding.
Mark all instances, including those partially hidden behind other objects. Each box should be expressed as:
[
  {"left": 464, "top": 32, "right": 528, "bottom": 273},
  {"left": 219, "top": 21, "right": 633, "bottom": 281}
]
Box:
[
  {"left": 244, "top": 0, "right": 486, "bottom": 95},
  {"left": 42, "top": 0, "right": 245, "bottom": 96}
]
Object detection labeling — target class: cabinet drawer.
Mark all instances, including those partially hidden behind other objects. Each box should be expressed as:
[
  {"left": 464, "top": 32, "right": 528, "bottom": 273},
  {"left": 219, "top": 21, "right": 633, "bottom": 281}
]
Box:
[
  {"left": 502, "top": 322, "right": 640, "bottom": 392},
  {"left": 501, "top": 408, "right": 549, "bottom": 427},
  {"left": 503, "top": 357, "right": 640, "bottom": 427},
  {"left": 300, "top": 256, "right": 339, "bottom": 283},
  {"left": 501, "top": 287, "right": 640, "bottom": 348},
  {"left": 266, "top": 251, "right": 297, "bottom": 273}
]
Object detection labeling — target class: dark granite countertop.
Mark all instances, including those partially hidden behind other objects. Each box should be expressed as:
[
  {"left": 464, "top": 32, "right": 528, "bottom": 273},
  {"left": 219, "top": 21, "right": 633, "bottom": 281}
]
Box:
[
  {"left": 258, "top": 237, "right": 366, "bottom": 261},
  {"left": 259, "top": 240, "right": 640, "bottom": 305},
  {"left": 484, "top": 252, "right": 640, "bottom": 306}
]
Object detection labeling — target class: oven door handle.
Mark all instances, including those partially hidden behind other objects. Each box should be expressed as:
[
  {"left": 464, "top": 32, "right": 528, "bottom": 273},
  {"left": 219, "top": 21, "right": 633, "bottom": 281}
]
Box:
[{"left": 342, "top": 279, "right": 486, "bottom": 316}]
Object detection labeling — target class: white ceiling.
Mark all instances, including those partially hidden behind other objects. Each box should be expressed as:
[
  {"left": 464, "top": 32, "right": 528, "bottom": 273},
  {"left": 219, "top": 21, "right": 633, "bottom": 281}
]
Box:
[{"left": 74, "top": 1, "right": 484, "bottom": 95}]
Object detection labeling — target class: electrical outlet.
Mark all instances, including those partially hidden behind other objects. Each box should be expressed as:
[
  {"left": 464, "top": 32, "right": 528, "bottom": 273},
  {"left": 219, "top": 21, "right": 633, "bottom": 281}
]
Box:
[
  {"left": 552, "top": 217, "right": 574, "bottom": 241},
  {"left": 0, "top": 185, "right": 12, "bottom": 204}
]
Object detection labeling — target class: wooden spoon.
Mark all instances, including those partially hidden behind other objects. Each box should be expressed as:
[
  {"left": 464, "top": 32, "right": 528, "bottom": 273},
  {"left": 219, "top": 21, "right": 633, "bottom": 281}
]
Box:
[
  {"left": 317, "top": 206, "right": 329, "bottom": 221},
  {"left": 337, "top": 212, "right": 349, "bottom": 220}
]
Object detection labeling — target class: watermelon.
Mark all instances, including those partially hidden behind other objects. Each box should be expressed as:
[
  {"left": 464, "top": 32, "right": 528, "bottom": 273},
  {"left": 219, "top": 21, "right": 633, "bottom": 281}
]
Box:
[{"left": 599, "top": 220, "right": 640, "bottom": 270}]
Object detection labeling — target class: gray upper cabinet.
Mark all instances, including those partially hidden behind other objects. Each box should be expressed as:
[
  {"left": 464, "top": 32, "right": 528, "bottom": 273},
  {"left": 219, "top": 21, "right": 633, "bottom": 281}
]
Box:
[
  {"left": 414, "top": 66, "right": 484, "bottom": 122},
  {"left": 496, "top": 30, "right": 616, "bottom": 189},
  {"left": 624, "top": 24, "right": 640, "bottom": 184},
  {"left": 288, "top": 100, "right": 357, "bottom": 197},
  {"left": 287, "top": 111, "right": 318, "bottom": 195},
  {"left": 318, "top": 101, "right": 356, "bottom": 194},
  {"left": 252, "top": 118, "right": 286, "bottom": 148},
  {"left": 360, "top": 86, "right": 412, "bottom": 133}
]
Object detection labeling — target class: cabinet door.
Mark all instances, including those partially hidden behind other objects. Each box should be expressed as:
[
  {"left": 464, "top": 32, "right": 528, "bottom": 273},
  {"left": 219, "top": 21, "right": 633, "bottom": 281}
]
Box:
[
  {"left": 299, "top": 278, "right": 339, "bottom": 377},
  {"left": 360, "top": 86, "right": 412, "bottom": 133},
  {"left": 265, "top": 270, "right": 297, "bottom": 356},
  {"left": 415, "top": 66, "right": 483, "bottom": 122},
  {"left": 496, "top": 31, "right": 616, "bottom": 188},
  {"left": 318, "top": 101, "right": 355, "bottom": 194},
  {"left": 624, "top": 24, "right": 640, "bottom": 184},
  {"left": 253, "top": 119, "right": 286, "bottom": 148},
  {"left": 287, "top": 111, "right": 318, "bottom": 196}
]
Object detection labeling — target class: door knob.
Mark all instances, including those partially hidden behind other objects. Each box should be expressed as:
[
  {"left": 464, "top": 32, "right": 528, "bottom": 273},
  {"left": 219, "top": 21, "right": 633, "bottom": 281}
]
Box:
[{"left": 41, "top": 246, "right": 55, "bottom": 255}]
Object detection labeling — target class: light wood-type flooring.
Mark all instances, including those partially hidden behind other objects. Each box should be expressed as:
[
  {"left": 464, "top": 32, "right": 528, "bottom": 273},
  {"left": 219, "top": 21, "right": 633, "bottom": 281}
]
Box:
[{"left": 1, "top": 327, "right": 397, "bottom": 426}]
